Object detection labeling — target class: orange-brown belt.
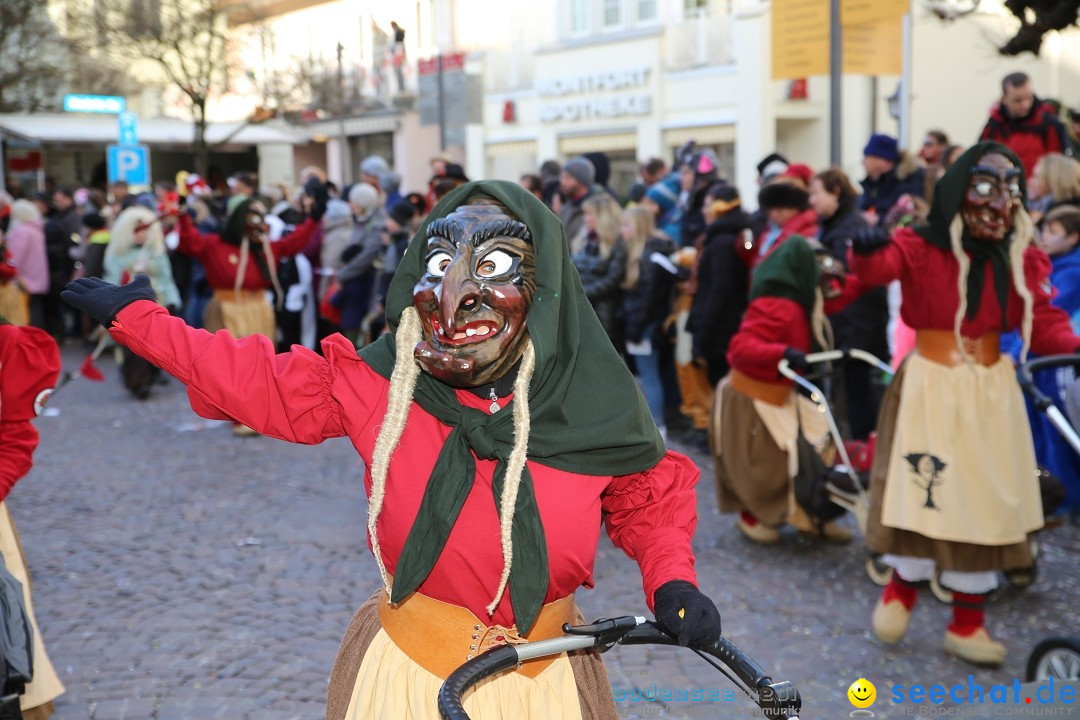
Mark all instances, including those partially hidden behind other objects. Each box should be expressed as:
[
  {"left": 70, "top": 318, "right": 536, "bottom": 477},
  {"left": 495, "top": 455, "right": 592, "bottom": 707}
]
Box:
[
  {"left": 729, "top": 368, "right": 791, "bottom": 407},
  {"left": 212, "top": 288, "right": 267, "bottom": 303},
  {"left": 916, "top": 329, "right": 1001, "bottom": 367},
  {"left": 376, "top": 587, "right": 577, "bottom": 680}
]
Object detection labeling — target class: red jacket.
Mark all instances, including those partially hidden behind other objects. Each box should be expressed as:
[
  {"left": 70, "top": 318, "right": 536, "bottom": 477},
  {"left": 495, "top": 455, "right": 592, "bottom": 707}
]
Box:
[
  {"left": 0, "top": 326, "right": 60, "bottom": 500},
  {"left": 110, "top": 302, "right": 700, "bottom": 624},
  {"left": 851, "top": 226, "right": 1080, "bottom": 354},
  {"left": 979, "top": 99, "right": 1069, "bottom": 178},
  {"left": 176, "top": 214, "right": 318, "bottom": 292}
]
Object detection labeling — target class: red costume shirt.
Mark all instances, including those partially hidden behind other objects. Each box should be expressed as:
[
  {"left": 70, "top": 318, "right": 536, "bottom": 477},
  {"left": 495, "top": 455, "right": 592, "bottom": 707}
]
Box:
[
  {"left": 176, "top": 215, "right": 318, "bottom": 292},
  {"left": 0, "top": 326, "right": 61, "bottom": 500},
  {"left": 850, "top": 226, "right": 1080, "bottom": 355},
  {"left": 110, "top": 302, "right": 700, "bottom": 626}
]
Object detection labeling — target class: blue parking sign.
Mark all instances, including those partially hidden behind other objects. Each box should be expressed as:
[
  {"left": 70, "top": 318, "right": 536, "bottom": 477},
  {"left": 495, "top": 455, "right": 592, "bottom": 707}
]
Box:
[{"left": 106, "top": 144, "right": 151, "bottom": 186}]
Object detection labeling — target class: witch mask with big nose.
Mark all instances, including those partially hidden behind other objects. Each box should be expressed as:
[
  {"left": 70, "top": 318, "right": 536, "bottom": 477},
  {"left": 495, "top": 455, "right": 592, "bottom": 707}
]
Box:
[{"left": 412, "top": 201, "right": 537, "bottom": 387}]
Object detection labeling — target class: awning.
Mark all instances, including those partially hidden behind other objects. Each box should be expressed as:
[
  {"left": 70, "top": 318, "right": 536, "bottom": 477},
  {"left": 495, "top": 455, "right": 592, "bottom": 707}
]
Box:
[
  {"left": 0, "top": 114, "right": 303, "bottom": 145},
  {"left": 663, "top": 124, "right": 735, "bottom": 147},
  {"left": 486, "top": 140, "right": 538, "bottom": 157},
  {"left": 557, "top": 131, "right": 637, "bottom": 155},
  {"left": 295, "top": 115, "right": 400, "bottom": 140}
]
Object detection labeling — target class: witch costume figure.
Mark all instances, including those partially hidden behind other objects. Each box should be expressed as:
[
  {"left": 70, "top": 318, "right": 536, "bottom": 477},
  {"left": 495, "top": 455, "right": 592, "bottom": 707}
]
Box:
[
  {"left": 851, "top": 142, "right": 1080, "bottom": 667},
  {"left": 62, "top": 181, "right": 721, "bottom": 719}
]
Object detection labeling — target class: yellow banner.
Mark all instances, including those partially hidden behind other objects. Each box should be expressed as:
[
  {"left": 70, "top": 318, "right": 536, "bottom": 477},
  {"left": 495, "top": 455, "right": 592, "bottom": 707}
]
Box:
[
  {"left": 772, "top": 0, "right": 830, "bottom": 80},
  {"left": 842, "top": 17, "right": 903, "bottom": 76},
  {"left": 841, "top": 0, "right": 909, "bottom": 26}
]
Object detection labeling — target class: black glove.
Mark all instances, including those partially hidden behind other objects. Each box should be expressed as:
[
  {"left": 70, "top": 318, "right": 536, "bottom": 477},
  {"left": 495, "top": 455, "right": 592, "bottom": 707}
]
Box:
[
  {"left": 850, "top": 226, "right": 890, "bottom": 256},
  {"left": 61, "top": 275, "right": 157, "bottom": 327},
  {"left": 304, "top": 177, "right": 329, "bottom": 222},
  {"left": 783, "top": 347, "right": 810, "bottom": 374},
  {"left": 653, "top": 580, "right": 721, "bottom": 647}
]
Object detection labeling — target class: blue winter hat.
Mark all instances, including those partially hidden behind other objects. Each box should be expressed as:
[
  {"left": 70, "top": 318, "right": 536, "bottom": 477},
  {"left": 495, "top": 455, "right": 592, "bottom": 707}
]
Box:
[
  {"left": 645, "top": 173, "right": 680, "bottom": 214},
  {"left": 863, "top": 133, "right": 900, "bottom": 163}
]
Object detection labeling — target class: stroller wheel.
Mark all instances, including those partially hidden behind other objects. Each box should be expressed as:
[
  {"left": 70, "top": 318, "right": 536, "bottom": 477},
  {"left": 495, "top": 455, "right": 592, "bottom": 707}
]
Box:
[
  {"left": 866, "top": 555, "right": 892, "bottom": 586},
  {"left": 1005, "top": 562, "right": 1037, "bottom": 589},
  {"left": 1026, "top": 637, "right": 1080, "bottom": 682},
  {"left": 929, "top": 571, "right": 954, "bottom": 604}
]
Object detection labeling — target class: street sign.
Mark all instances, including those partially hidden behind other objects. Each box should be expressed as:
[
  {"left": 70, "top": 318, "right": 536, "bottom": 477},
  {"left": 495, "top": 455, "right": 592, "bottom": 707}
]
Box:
[
  {"left": 843, "top": 16, "right": 903, "bottom": 75},
  {"left": 118, "top": 112, "right": 139, "bottom": 146},
  {"left": 106, "top": 144, "right": 151, "bottom": 186},
  {"left": 63, "top": 94, "right": 126, "bottom": 114},
  {"left": 771, "top": 0, "right": 830, "bottom": 80}
]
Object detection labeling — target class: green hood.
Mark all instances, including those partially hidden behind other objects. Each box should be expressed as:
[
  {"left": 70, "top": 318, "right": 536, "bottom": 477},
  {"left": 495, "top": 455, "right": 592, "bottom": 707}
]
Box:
[
  {"left": 915, "top": 141, "right": 1027, "bottom": 325},
  {"left": 358, "top": 180, "right": 665, "bottom": 631},
  {"left": 749, "top": 235, "right": 821, "bottom": 320}
]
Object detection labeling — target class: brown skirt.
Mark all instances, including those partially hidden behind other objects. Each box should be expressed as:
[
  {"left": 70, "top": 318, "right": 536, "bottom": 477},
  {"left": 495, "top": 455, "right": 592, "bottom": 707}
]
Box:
[
  {"left": 866, "top": 358, "right": 1033, "bottom": 572},
  {"left": 325, "top": 592, "right": 618, "bottom": 720},
  {"left": 203, "top": 292, "right": 276, "bottom": 339},
  {"left": 711, "top": 380, "right": 791, "bottom": 527}
]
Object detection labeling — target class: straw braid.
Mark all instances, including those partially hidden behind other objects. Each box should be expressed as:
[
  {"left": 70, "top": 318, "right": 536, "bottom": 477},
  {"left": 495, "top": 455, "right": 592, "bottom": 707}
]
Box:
[
  {"left": 811, "top": 288, "right": 834, "bottom": 352},
  {"left": 259, "top": 234, "right": 286, "bottom": 310},
  {"left": 1010, "top": 207, "right": 1036, "bottom": 363},
  {"left": 234, "top": 238, "right": 250, "bottom": 300},
  {"left": 368, "top": 306, "right": 423, "bottom": 598},
  {"left": 948, "top": 215, "right": 973, "bottom": 363},
  {"left": 486, "top": 341, "right": 536, "bottom": 617}
]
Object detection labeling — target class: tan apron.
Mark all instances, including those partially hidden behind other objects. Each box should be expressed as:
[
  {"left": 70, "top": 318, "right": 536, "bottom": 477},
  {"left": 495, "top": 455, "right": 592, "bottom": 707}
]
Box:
[
  {"left": 204, "top": 289, "right": 276, "bottom": 339},
  {"left": 0, "top": 503, "right": 64, "bottom": 711},
  {"left": 880, "top": 353, "right": 1043, "bottom": 545}
]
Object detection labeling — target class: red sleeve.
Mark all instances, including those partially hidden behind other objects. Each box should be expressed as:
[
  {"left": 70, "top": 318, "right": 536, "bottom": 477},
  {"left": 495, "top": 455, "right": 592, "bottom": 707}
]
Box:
[
  {"left": 271, "top": 218, "right": 320, "bottom": 260},
  {"left": 0, "top": 251, "right": 16, "bottom": 282},
  {"left": 110, "top": 301, "right": 352, "bottom": 444},
  {"left": 176, "top": 214, "right": 210, "bottom": 259},
  {"left": 0, "top": 422, "right": 38, "bottom": 501},
  {"left": 1025, "top": 246, "right": 1080, "bottom": 355},
  {"left": 0, "top": 325, "right": 61, "bottom": 422},
  {"left": 602, "top": 450, "right": 699, "bottom": 612},
  {"left": 849, "top": 226, "right": 923, "bottom": 286},
  {"left": 824, "top": 273, "right": 873, "bottom": 315},
  {"left": 727, "top": 297, "right": 806, "bottom": 380}
]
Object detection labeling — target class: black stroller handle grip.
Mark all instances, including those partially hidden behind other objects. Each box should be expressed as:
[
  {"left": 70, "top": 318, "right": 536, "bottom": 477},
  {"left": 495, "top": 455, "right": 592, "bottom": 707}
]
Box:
[
  {"left": 437, "top": 645, "right": 519, "bottom": 720},
  {"left": 1017, "top": 355, "right": 1080, "bottom": 410}
]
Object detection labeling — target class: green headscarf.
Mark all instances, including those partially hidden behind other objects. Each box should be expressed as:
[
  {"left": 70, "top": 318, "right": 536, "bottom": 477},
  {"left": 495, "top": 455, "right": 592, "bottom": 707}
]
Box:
[
  {"left": 358, "top": 180, "right": 665, "bottom": 632},
  {"left": 749, "top": 235, "right": 821, "bottom": 322},
  {"left": 915, "top": 141, "right": 1027, "bottom": 327}
]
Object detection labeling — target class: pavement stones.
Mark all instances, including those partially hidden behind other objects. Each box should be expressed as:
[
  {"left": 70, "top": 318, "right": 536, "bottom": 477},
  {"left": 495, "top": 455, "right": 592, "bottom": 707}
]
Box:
[{"left": 12, "top": 347, "right": 1080, "bottom": 719}]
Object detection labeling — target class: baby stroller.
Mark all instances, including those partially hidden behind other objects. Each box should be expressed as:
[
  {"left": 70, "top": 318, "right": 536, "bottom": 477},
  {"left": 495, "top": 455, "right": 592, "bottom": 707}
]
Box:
[
  {"left": 438, "top": 615, "right": 801, "bottom": 719},
  {"left": 777, "top": 349, "right": 892, "bottom": 562},
  {"left": 1017, "top": 355, "right": 1080, "bottom": 684}
]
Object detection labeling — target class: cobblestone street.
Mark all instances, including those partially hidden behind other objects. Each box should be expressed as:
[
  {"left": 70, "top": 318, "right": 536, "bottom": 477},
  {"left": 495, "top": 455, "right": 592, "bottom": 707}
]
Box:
[{"left": 12, "top": 346, "right": 1079, "bottom": 719}]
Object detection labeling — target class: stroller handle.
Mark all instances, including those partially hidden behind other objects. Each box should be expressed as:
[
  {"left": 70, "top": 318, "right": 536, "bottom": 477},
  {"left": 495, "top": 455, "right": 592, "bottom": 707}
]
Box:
[
  {"left": 437, "top": 618, "right": 801, "bottom": 720},
  {"left": 778, "top": 349, "right": 894, "bottom": 380},
  {"left": 1016, "top": 355, "right": 1080, "bottom": 411}
]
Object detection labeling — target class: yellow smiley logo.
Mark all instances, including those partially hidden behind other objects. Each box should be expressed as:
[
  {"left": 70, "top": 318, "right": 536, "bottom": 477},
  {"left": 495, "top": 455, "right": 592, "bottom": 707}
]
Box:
[{"left": 848, "top": 678, "right": 876, "bottom": 709}]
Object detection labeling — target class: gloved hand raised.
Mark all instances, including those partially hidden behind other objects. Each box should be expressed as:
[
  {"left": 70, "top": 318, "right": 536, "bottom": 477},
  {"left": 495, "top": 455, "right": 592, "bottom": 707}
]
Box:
[
  {"left": 782, "top": 347, "right": 810, "bottom": 374},
  {"left": 850, "top": 226, "right": 890, "bottom": 256},
  {"left": 653, "top": 580, "right": 721, "bottom": 647},
  {"left": 61, "top": 275, "right": 157, "bottom": 327}
]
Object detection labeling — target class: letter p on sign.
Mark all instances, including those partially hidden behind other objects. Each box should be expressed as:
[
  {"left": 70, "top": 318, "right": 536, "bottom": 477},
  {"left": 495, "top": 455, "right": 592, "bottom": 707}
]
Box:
[{"left": 107, "top": 144, "right": 151, "bottom": 187}]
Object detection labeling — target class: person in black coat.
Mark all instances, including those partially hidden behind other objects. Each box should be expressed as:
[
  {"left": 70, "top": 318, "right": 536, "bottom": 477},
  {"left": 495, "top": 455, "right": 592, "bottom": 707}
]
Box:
[
  {"left": 810, "top": 168, "right": 889, "bottom": 439},
  {"left": 686, "top": 182, "right": 751, "bottom": 387}
]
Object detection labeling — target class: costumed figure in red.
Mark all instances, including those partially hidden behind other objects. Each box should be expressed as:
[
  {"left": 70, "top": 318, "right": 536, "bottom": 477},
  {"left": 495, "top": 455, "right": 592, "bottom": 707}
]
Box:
[
  {"left": 712, "top": 235, "right": 858, "bottom": 544},
  {"left": 0, "top": 324, "right": 67, "bottom": 718},
  {"left": 62, "top": 181, "right": 722, "bottom": 719},
  {"left": 851, "top": 142, "right": 1080, "bottom": 667}
]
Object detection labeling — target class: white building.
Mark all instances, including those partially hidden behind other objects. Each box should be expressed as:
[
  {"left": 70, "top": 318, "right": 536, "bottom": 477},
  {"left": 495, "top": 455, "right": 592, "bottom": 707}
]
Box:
[{"left": 474, "top": 0, "right": 1080, "bottom": 204}]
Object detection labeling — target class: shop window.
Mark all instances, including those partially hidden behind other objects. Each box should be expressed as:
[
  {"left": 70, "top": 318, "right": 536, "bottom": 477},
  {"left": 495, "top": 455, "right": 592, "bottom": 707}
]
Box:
[
  {"left": 637, "top": 0, "right": 658, "bottom": 22},
  {"left": 602, "top": 0, "right": 622, "bottom": 27},
  {"left": 570, "top": 0, "right": 590, "bottom": 35}
]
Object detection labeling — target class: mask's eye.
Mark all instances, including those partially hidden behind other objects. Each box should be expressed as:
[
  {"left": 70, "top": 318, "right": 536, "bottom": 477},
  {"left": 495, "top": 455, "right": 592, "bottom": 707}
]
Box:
[
  {"left": 425, "top": 251, "right": 453, "bottom": 277},
  {"left": 1008, "top": 182, "right": 1022, "bottom": 198},
  {"left": 972, "top": 181, "right": 995, "bottom": 197},
  {"left": 476, "top": 249, "right": 515, "bottom": 278}
]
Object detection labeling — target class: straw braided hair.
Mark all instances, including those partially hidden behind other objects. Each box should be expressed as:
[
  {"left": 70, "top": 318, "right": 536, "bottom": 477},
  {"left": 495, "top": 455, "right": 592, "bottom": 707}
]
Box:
[
  {"left": 367, "top": 305, "right": 538, "bottom": 616},
  {"left": 947, "top": 208, "right": 1035, "bottom": 363}
]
